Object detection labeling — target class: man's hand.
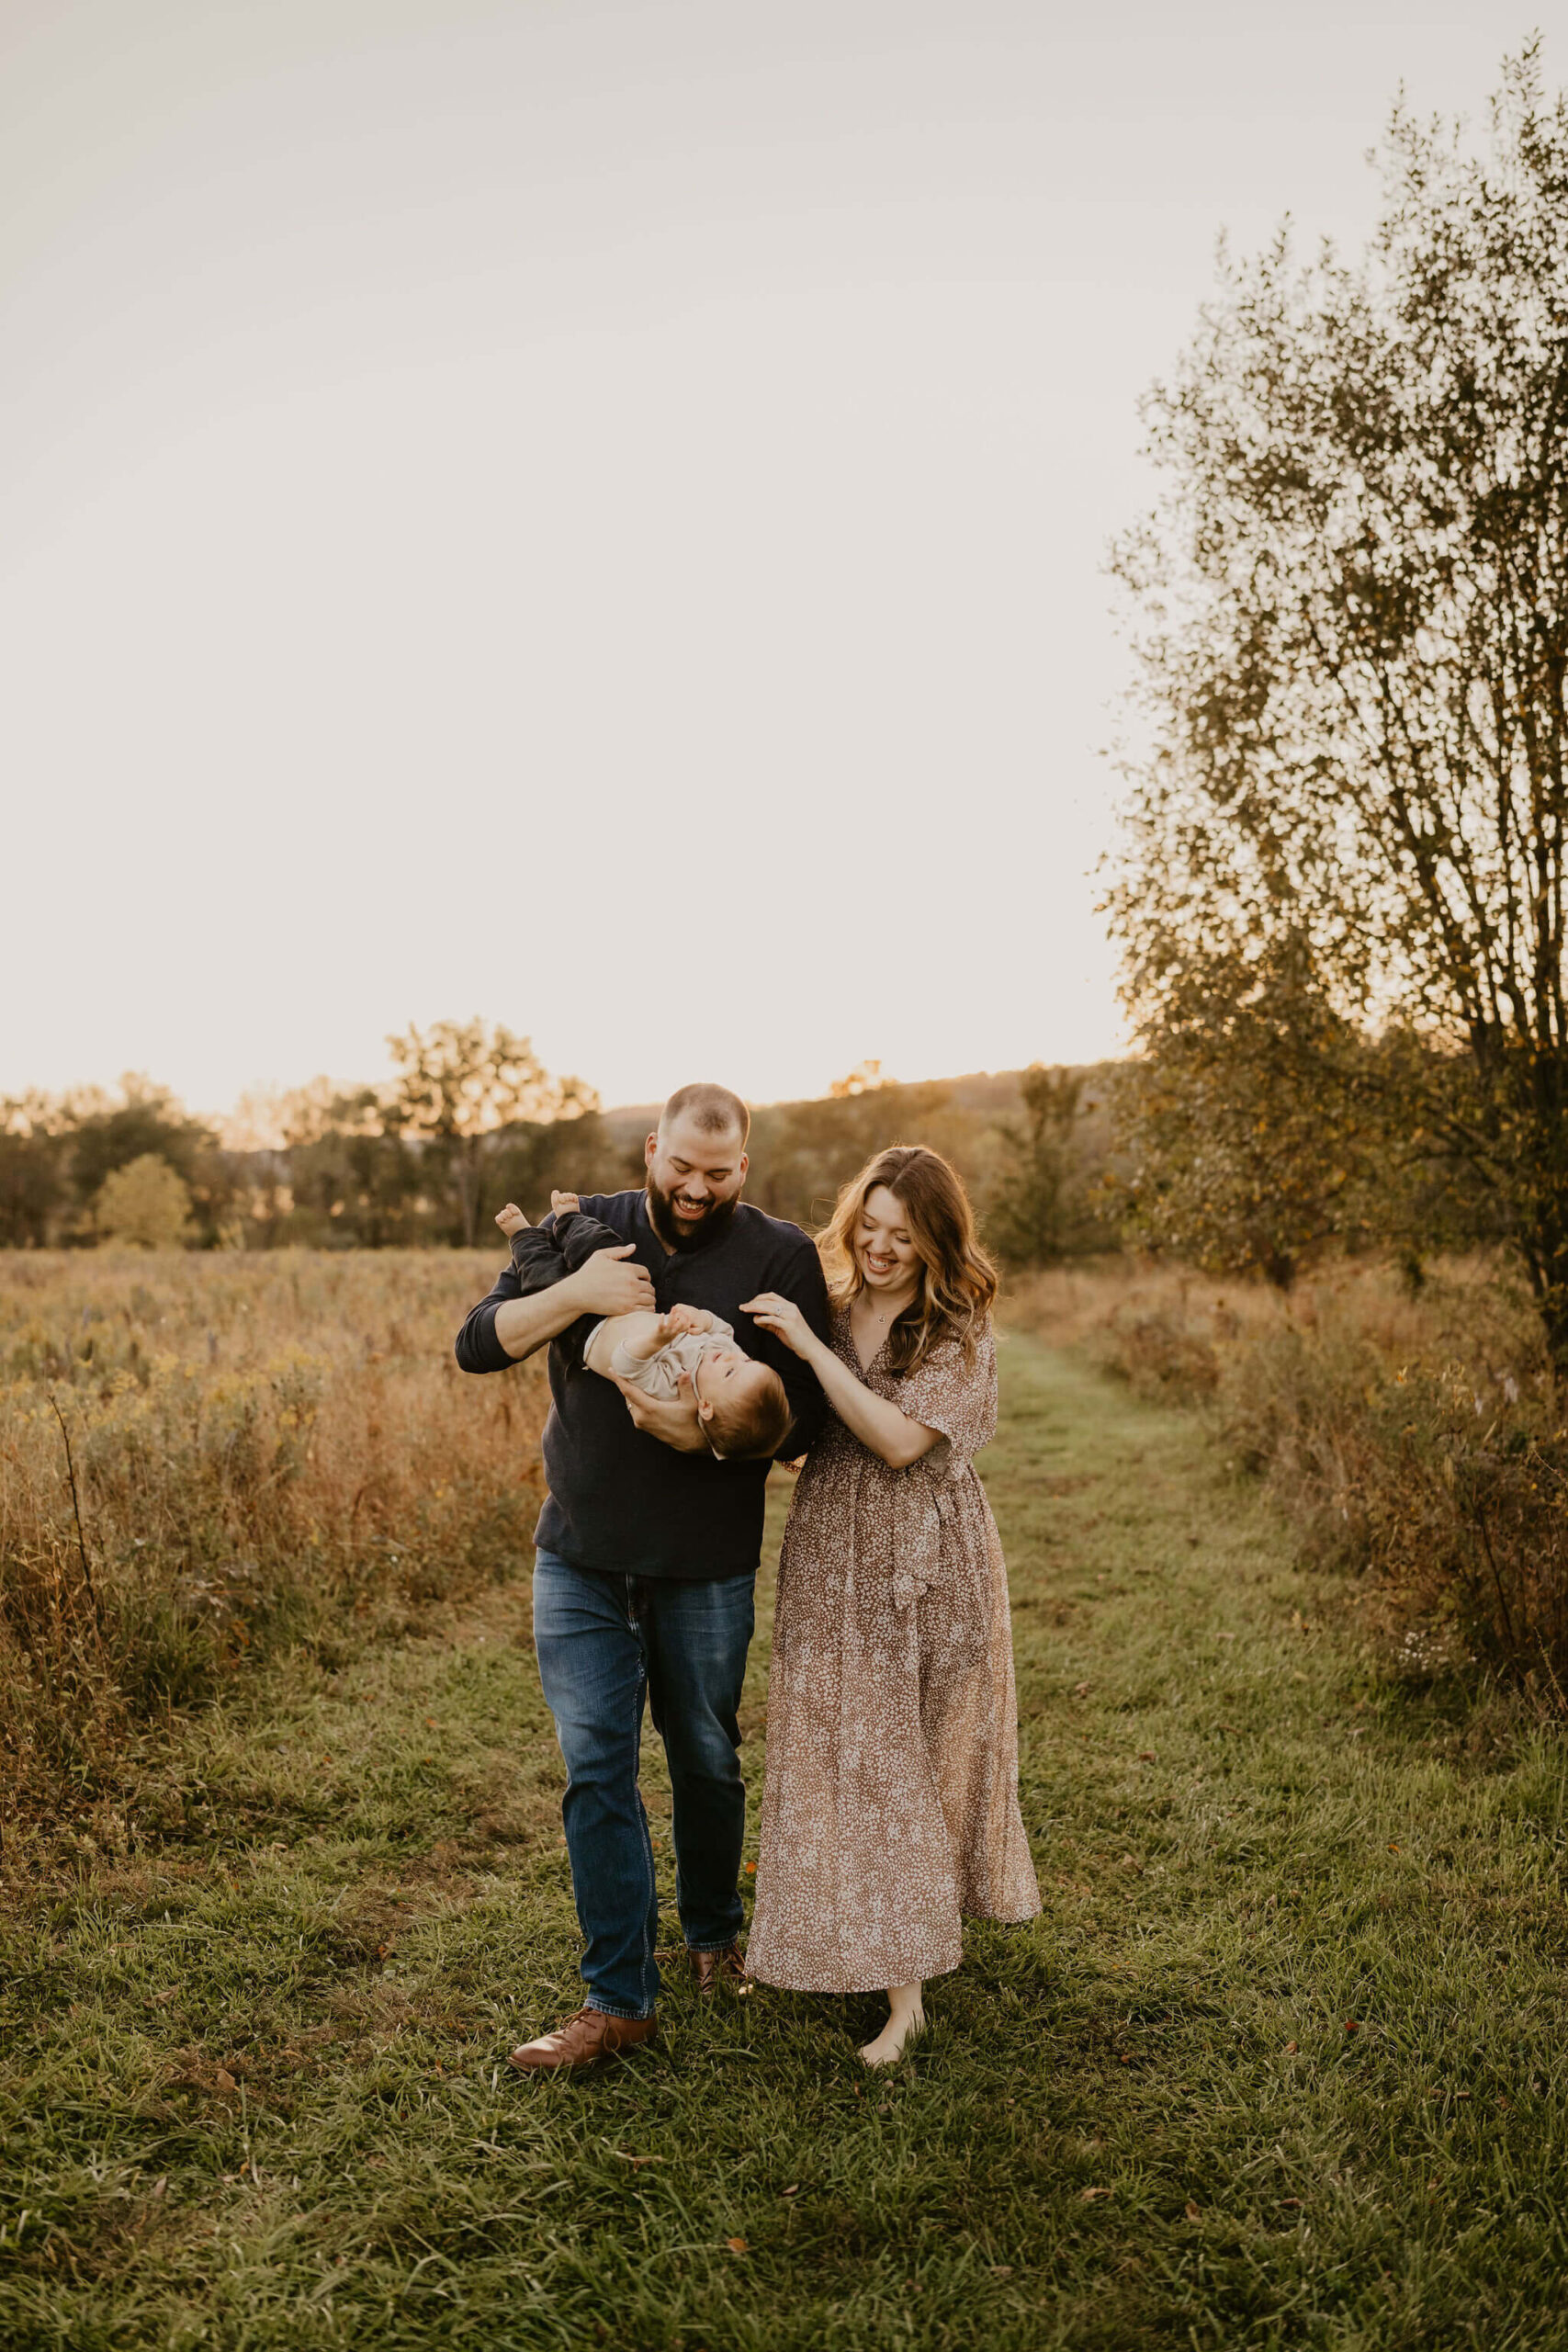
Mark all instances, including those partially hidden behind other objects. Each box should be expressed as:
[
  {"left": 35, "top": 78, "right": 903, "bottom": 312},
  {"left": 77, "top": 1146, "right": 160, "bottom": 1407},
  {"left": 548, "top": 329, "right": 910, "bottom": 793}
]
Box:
[
  {"left": 608, "top": 1370, "right": 710, "bottom": 1453},
  {"left": 570, "top": 1246, "right": 657, "bottom": 1319}
]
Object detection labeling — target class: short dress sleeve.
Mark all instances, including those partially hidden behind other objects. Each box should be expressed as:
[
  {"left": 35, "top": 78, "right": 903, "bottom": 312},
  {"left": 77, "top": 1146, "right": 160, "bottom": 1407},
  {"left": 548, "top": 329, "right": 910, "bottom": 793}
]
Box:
[{"left": 893, "top": 1319, "right": 998, "bottom": 1482}]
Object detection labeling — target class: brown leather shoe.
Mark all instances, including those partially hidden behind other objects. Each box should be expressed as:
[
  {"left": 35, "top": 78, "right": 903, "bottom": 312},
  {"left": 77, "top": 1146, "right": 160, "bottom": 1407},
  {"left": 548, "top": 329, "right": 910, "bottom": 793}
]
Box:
[
  {"left": 507, "top": 2005, "right": 658, "bottom": 2074},
  {"left": 688, "top": 1941, "right": 748, "bottom": 1995}
]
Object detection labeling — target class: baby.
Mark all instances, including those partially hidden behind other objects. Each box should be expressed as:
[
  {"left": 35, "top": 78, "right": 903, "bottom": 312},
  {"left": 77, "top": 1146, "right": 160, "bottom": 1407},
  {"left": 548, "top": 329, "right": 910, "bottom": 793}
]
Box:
[{"left": 495, "top": 1195, "right": 792, "bottom": 1460}]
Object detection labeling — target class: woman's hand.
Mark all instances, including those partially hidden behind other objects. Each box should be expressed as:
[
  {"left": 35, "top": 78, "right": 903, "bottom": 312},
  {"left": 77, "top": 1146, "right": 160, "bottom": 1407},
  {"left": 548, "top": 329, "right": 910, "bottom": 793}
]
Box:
[{"left": 741, "top": 1292, "right": 818, "bottom": 1360}]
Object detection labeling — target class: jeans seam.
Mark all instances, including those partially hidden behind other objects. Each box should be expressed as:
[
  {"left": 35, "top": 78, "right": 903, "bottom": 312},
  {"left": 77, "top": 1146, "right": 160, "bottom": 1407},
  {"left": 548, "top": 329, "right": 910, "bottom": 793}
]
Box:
[
  {"left": 585, "top": 1997, "right": 655, "bottom": 2022},
  {"left": 634, "top": 1649, "right": 658, "bottom": 2014}
]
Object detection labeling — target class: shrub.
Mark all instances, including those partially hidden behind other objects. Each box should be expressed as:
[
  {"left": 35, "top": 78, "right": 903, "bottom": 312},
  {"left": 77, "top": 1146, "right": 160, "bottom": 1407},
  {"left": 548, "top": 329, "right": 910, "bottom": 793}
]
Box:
[
  {"left": 94, "top": 1153, "right": 194, "bottom": 1248},
  {"left": 1004, "top": 1254, "right": 1568, "bottom": 1700}
]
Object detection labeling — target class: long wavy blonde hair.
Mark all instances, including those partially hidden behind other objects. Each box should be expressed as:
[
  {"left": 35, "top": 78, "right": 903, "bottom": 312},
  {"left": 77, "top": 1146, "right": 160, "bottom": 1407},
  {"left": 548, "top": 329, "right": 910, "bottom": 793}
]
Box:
[{"left": 818, "top": 1144, "right": 998, "bottom": 1374}]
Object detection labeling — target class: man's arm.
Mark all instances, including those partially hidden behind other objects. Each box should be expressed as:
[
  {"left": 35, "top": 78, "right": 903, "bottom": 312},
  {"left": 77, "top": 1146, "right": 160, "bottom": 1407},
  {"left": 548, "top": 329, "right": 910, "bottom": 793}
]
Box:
[{"left": 455, "top": 1247, "right": 656, "bottom": 1372}]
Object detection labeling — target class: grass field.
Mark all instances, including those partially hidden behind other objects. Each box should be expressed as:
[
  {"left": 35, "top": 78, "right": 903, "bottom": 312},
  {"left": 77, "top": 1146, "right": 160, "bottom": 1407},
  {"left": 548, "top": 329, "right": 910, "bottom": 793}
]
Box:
[{"left": 5, "top": 1331, "right": 1568, "bottom": 2349}]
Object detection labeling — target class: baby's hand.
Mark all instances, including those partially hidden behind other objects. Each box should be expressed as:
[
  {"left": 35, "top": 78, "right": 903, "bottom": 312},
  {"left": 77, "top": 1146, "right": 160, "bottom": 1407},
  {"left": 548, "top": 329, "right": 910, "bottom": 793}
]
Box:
[
  {"left": 664, "top": 1302, "right": 716, "bottom": 1337},
  {"left": 495, "top": 1203, "right": 527, "bottom": 1237},
  {"left": 550, "top": 1190, "right": 581, "bottom": 1216}
]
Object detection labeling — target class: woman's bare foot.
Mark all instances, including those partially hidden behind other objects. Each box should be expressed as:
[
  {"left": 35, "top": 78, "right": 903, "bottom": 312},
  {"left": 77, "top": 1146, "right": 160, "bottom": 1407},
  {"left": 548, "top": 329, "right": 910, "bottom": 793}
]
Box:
[{"left": 860, "top": 1982, "right": 925, "bottom": 2066}]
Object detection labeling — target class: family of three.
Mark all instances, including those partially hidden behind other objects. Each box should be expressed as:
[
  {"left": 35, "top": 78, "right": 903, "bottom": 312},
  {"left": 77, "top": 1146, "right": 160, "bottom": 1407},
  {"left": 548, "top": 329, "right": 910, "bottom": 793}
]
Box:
[{"left": 454, "top": 1081, "right": 1040, "bottom": 2071}]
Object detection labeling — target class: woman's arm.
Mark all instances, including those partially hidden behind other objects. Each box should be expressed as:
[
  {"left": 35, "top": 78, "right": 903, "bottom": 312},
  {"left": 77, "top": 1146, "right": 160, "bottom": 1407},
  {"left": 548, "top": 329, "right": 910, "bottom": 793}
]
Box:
[{"left": 739, "top": 1293, "right": 941, "bottom": 1469}]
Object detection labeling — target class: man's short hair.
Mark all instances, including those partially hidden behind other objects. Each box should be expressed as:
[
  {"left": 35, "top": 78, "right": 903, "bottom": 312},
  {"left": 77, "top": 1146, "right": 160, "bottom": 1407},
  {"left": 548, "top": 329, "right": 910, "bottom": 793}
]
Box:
[{"left": 660, "top": 1082, "right": 750, "bottom": 1147}]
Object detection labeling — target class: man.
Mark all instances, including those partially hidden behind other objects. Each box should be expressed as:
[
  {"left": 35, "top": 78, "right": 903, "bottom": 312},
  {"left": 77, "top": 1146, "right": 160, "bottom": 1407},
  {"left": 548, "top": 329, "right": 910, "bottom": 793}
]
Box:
[{"left": 455, "top": 1082, "right": 830, "bottom": 2072}]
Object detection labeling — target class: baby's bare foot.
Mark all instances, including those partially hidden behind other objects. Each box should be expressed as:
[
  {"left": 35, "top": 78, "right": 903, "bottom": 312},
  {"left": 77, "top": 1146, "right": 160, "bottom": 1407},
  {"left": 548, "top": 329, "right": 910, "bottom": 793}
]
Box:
[{"left": 495, "top": 1203, "right": 527, "bottom": 1235}]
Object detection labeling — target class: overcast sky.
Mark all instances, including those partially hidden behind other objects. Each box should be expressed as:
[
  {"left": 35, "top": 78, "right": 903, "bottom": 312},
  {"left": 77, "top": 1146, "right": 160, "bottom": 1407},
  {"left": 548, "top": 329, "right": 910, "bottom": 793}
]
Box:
[{"left": 1, "top": 1, "right": 1555, "bottom": 1124}]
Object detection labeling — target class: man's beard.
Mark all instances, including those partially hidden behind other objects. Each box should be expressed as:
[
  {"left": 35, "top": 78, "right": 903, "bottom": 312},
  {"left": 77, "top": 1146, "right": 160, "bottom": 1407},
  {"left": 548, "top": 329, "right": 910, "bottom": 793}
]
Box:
[{"left": 646, "top": 1174, "right": 740, "bottom": 1253}]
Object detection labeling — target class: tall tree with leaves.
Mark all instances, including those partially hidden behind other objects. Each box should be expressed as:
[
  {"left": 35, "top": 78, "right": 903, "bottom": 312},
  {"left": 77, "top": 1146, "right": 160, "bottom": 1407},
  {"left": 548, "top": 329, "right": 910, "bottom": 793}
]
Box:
[
  {"left": 1108, "top": 45, "right": 1568, "bottom": 1356},
  {"left": 1113, "top": 941, "right": 1381, "bottom": 1288},
  {"left": 989, "top": 1065, "right": 1095, "bottom": 1268},
  {"left": 387, "top": 1020, "right": 597, "bottom": 1246}
]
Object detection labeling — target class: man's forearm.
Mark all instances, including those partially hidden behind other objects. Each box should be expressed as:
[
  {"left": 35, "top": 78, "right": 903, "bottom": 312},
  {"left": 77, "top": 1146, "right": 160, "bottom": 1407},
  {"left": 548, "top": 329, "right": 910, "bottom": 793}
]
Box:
[{"left": 492, "top": 1271, "right": 592, "bottom": 1362}]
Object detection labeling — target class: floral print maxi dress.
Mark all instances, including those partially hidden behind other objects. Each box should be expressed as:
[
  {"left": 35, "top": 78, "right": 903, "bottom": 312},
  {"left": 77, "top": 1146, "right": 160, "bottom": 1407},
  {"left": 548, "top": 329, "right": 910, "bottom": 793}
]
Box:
[{"left": 746, "top": 1310, "right": 1041, "bottom": 1993}]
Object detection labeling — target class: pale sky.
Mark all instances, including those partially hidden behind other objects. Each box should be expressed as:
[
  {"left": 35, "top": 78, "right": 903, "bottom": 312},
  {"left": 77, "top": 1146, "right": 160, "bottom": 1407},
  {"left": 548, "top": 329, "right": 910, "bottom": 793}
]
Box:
[{"left": 2, "top": 1, "right": 1553, "bottom": 1121}]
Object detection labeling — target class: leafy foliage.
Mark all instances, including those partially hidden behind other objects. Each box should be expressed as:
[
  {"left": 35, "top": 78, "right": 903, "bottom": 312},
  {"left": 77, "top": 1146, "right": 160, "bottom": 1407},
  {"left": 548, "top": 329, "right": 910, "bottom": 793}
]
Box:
[
  {"left": 988, "top": 1066, "right": 1106, "bottom": 1268},
  {"left": 1112, "top": 941, "right": 1381, "bottom": 1288},
  {"left": 93, "top": 1153, "right": 194, "bottom": 1249},
  {"left": 1109, "top": 43, "right": 1568, "bottom": 1349},
  {"left": 386, "top": 1020, "right": 600, "bottom": 1247}
]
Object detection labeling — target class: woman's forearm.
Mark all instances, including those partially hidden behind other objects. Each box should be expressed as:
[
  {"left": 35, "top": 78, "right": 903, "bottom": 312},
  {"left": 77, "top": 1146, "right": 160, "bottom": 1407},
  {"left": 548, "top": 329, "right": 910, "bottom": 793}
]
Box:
[{"left": 805, "top": 1337, "right": 940, "bottom": 1469}]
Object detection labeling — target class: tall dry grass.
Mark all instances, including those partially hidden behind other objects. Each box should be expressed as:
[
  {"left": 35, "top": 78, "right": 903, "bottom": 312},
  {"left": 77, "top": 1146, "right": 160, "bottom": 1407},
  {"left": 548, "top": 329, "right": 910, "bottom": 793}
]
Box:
[
  {"left": 0, "top": 1249, "right": 545, "bottom": 1829},
  {"left": 1004, "top": 1254, "right": 1568, "bottom": 1701}
]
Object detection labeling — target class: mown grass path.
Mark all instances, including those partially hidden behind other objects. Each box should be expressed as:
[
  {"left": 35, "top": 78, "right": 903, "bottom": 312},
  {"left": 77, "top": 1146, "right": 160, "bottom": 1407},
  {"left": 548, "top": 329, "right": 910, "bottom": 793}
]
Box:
[{"left": 5, "top": 1338, "right": 1568, "bottom": 2350}]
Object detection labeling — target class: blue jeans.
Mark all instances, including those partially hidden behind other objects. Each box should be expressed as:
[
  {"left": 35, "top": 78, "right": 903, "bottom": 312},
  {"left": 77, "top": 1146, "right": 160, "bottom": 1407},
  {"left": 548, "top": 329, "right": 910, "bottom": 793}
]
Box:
[{"left": 531, "top": 1549, "right": 756, "bottom": 2018}]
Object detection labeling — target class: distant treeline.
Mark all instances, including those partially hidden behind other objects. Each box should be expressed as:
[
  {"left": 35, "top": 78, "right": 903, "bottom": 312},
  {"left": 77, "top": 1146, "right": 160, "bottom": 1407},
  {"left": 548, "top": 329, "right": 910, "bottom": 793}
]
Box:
[{"left": 0, "top": 1028, "right": 1119, "bottom": 1268}]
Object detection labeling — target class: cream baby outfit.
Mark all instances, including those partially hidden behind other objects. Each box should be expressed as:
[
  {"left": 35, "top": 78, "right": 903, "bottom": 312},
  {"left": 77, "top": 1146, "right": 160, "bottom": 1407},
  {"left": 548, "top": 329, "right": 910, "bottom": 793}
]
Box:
[{"left": 597, "top": 1315, "right": 738, "bottom": 1398}]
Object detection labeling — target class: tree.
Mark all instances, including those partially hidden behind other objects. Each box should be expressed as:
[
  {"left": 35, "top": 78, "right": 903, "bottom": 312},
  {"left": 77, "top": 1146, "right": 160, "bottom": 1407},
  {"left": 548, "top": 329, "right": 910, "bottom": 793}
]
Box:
[
  {"left": 95, "top": 1153, "right": 194, "bottom": 1248},
  {"left": 989, "top": 1065, "right": 1096, "bottom": 1268},
  {"left": 1107, "top": 45, "right": 1568, "bottom": 1354},
  {"left": 386, "top": 1020, "right": 598, "bottom": 1246},
  {"left": 1112, "top": 942, "right": 1380, "bottom": 1288},
  {"left": 0, "top": 1095, "right": 68, "bottom": 1247},
  {"left": 66, "top": 1076, "right": 231, "bottom": 1244},
  {"left": 281, "top": 1082, "right": 418, "bottom": 1246}
]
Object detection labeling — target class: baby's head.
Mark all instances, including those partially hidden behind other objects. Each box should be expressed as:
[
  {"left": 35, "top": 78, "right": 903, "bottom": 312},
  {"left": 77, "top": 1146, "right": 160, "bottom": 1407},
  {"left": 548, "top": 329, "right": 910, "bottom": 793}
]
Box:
[{"left": 692, "top": 1341, "right": 792, "bottom": 1460}]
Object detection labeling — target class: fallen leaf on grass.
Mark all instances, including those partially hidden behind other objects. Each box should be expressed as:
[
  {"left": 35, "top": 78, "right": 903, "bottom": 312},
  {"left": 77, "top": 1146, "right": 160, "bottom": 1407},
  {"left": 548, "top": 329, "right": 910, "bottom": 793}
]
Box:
[
  {"left": 1343, "top": 2019, "right": 1360, "bottom": 2034},
  {"left": 726, "top": 2236, "right": 748, "bottom": 2254},
  {"left": 1079, "top": 2187, "right": 1112, "bottom": 2202},
  {"left": 1184, "top": 2200, "right": 1201, "bottom": 2221},
  {"left": 990, "top": 2263, "right": 1014, "bottom": 2276},
  {"left": 1285, "top": 2041, "right": 1299, "bottom": 2054},
  {"left": 1388, "top": 1841, "right": 1401, "bottom": 1852},
  {"left": 1137, "top": 1750, "right": 1156, "bottom": 1763},
  {"left": 1280, "top": 2198, "right": 1302, "bottom": 2211},
  {"left": 424, "top": 1717, "right": 439, "bottom": 1731},
  {"left": 781, "top": 2184, "right": 798, "bottom": 2197},
  {"left": 1073, "top": 1681, "right": 1090, "bottom": 1697}
]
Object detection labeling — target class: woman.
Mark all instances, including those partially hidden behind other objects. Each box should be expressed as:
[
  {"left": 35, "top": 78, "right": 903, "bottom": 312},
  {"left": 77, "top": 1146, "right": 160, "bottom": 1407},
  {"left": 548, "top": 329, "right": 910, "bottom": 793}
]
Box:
[{"left": 741, "top": 1145, "right": 1041, "bottom": 2064}]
